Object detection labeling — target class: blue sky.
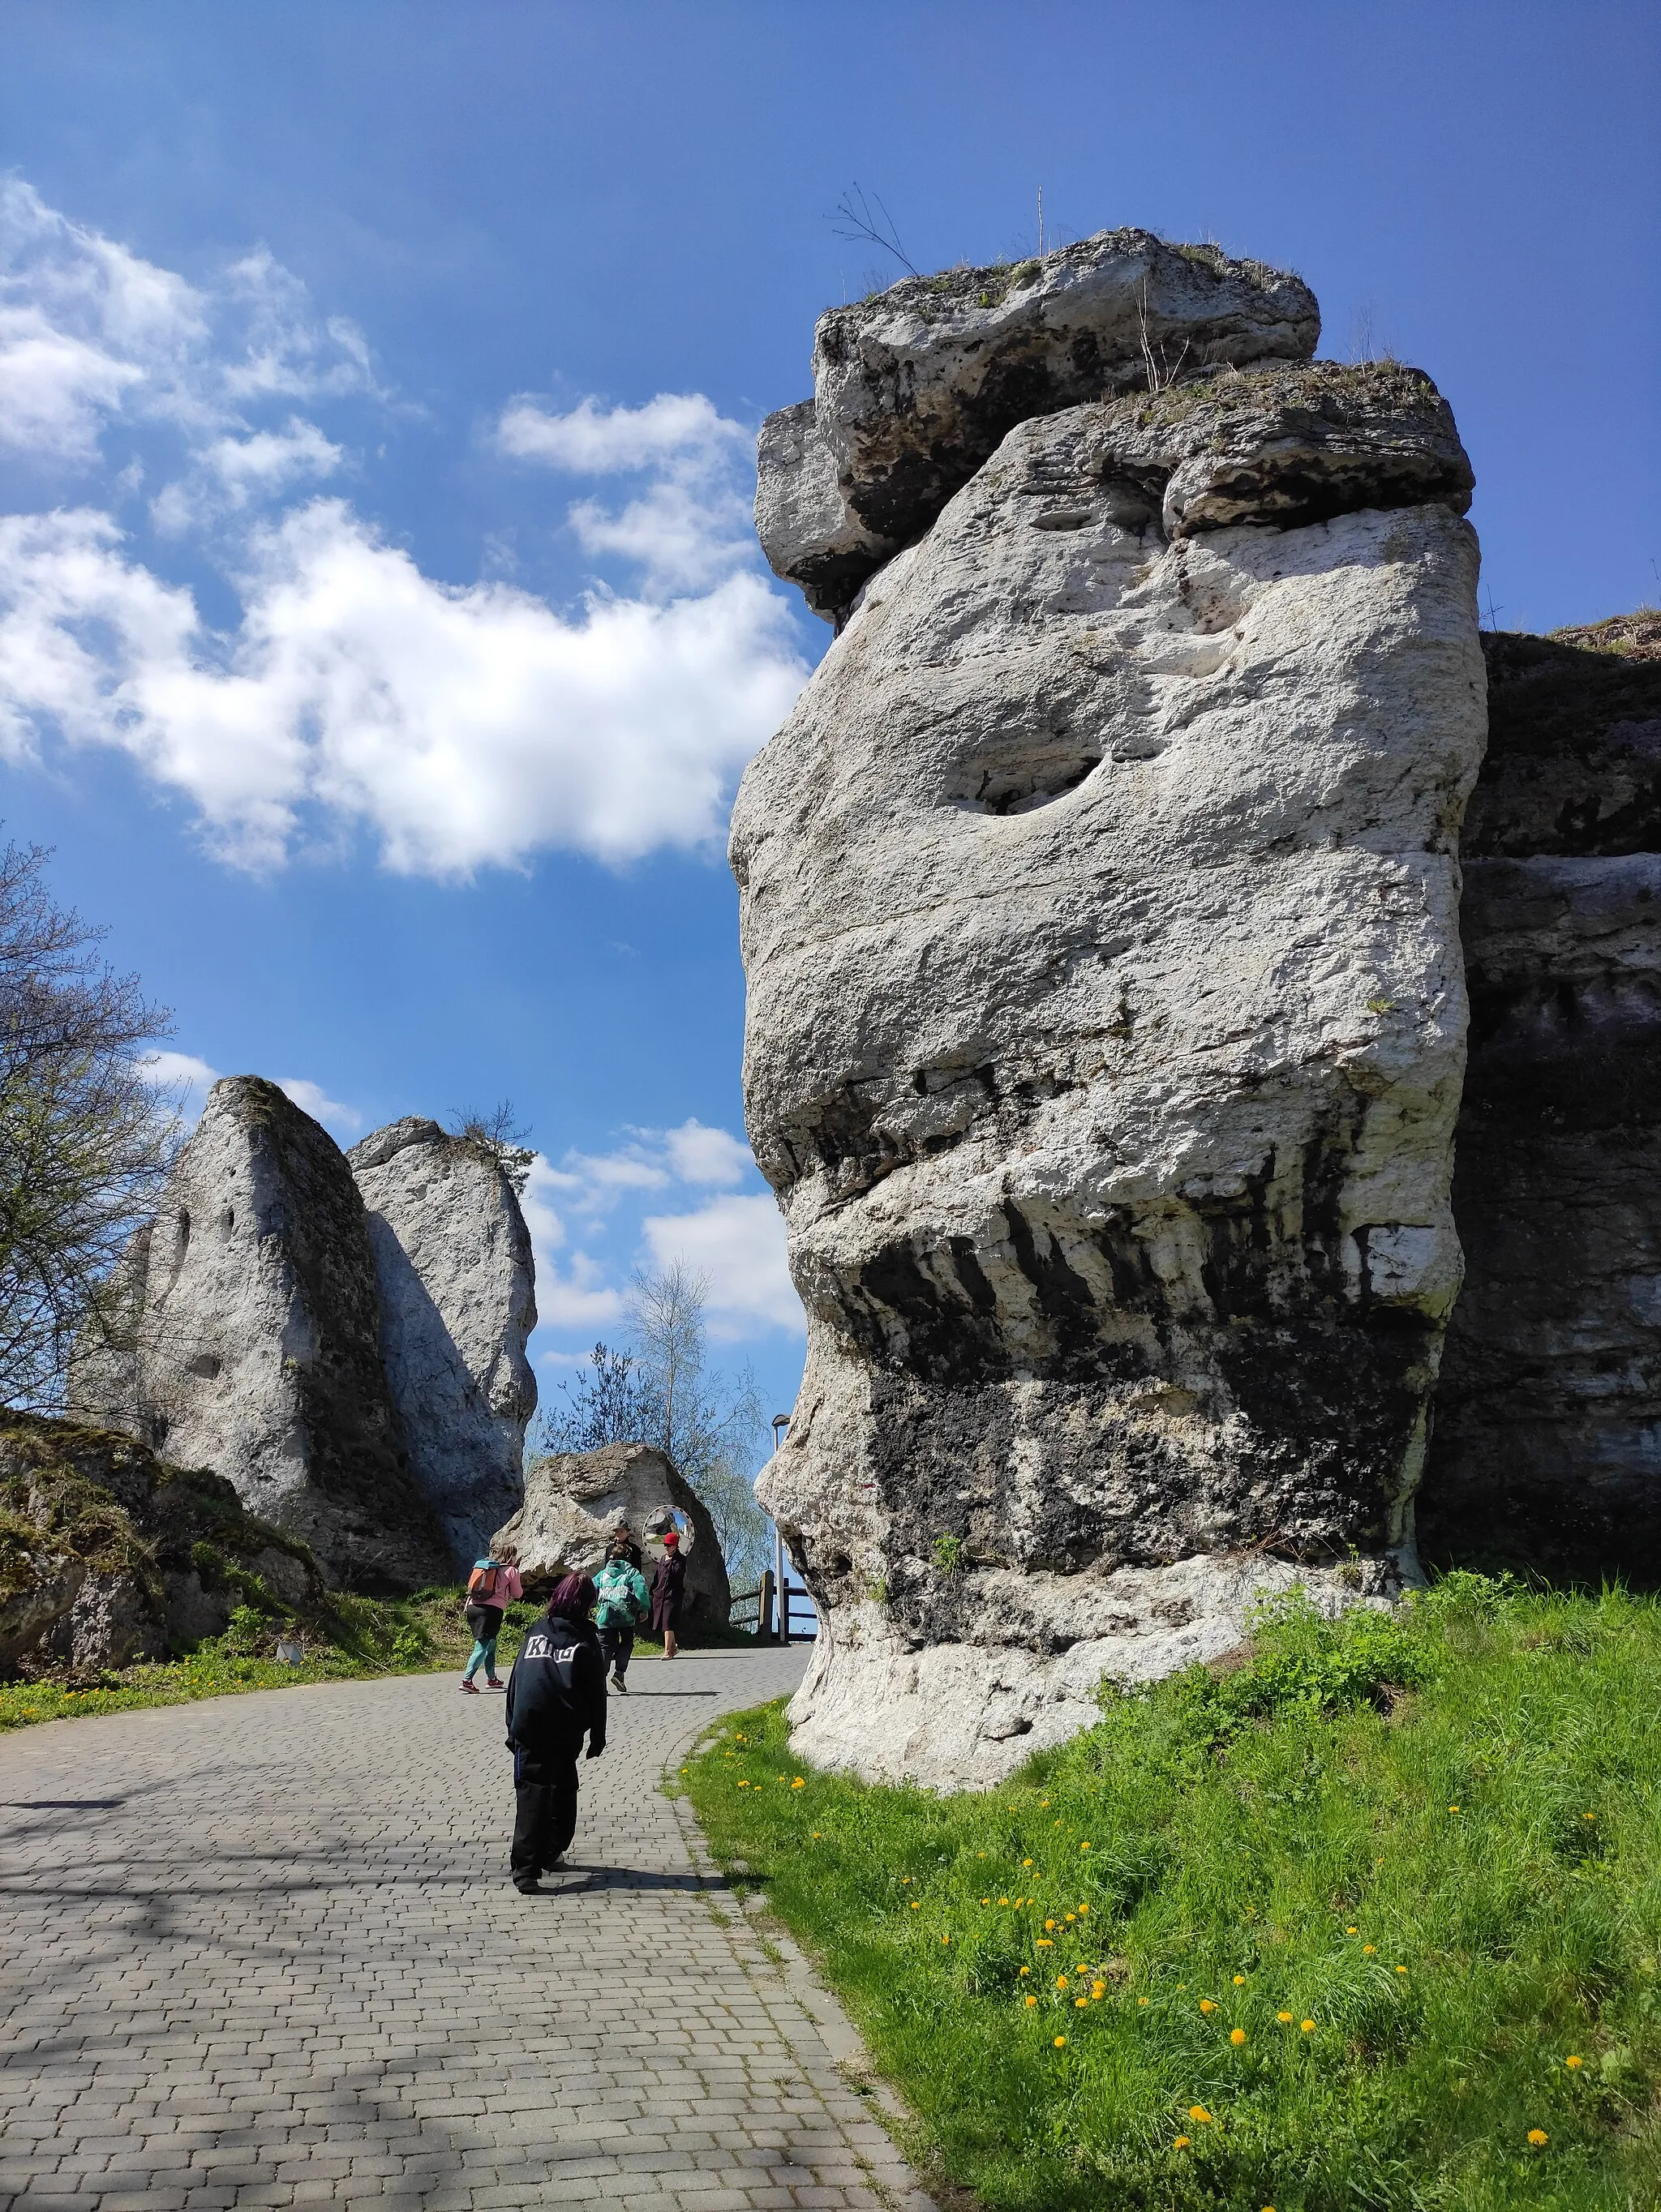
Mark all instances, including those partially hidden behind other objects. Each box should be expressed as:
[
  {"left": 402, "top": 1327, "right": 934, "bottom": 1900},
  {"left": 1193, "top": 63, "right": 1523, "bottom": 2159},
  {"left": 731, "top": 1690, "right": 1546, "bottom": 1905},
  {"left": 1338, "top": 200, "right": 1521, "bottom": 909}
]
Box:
[{"left": 1, "top": 1, "right": 1656, "bottom": 1440}]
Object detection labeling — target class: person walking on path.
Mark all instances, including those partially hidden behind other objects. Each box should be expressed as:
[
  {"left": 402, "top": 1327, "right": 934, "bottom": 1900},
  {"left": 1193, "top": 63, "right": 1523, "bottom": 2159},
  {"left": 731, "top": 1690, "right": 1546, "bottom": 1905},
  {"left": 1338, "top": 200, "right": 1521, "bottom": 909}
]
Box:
[
  {"left": 594, "top": 1528, "right": 650, "bottom": 1694},
  {"left": 460, "top": 1544, "right": 521, "bottom": 1693},
  {"left": 650, "top": 1527, "right": 688, "bottom": 1661},
  {"left": 504, "top": 1572, "right": 606, "bottom": 1891}
]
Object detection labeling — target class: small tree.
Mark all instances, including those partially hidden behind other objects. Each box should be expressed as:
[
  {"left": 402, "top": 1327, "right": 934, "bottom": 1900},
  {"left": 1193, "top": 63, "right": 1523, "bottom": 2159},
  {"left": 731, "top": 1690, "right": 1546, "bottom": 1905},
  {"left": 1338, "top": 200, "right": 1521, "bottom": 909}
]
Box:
[
  {"left": 0, "top": 841, "right": 178, "bottom": 1407},
  {"left": 447, "top": 1100, "right": 535, "bottom": 1195},
  {"left": 530, "top": 1261, "right": 774, "bottom": 1588}
]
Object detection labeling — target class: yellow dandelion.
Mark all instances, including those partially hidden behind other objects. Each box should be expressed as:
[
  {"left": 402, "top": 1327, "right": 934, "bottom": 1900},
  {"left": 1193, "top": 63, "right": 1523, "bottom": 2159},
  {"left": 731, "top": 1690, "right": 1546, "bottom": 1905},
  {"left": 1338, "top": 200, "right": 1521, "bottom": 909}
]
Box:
[
  {"left": 981, "top": 1897, "right": 989, "bottom": 1905},
  {"left": 1449, "top": 1803, "right": 1459, "bottom": 1812},
  {"left": 999, "top": 1895, "right": 1010, "bottom": 1905},
  {"left": 1395, "top": 1966, "right": 1408, "bottom": 1976},
  {"left": 1139, "top": 1996, "right": 1149, "bottom": 2007},
  {"left": 1075, "top": 1996, "right": 1088, "bottom": 2009},
  {"left": 813, "top": 1832, "right": 822, "bottom": 1839},
  {"left": 1583, "top": 1812, "right": 1595, "bottom": 1822},
  {"left": 1527, "top": 2128, "right": 1548, "bottom": 2148},
  {"left": 1346, "top": 1926, "right": 1358, "bottom": 1935},
  {"left": 1045, "top": 1918, "right": 1057, "bottom": 1931},
  {"left": 1189, "top": 2106, "right": 1212, "bottom": 2124},
  {"left": 1081, "top": 1841, "right": 1091, "bottom": 1850},
  {"left": 1233, "top": 1974, "right": 1246, "bottom": 1986},
  {"left": 1277, "top": 2011, "right": 1293, "bottom": 2023},
  {"left": 1230, "top": 2028, "right": 1247, "bottom": 2047},
  {"left": 1019, "top": 1966, "right": 1030, "bottom": 1977},
  {"left": 1362, "top": 1944, "right": 1376, "bottom": 1956},
  {"left": 1057, "top": 1974, "right": 1069, "bottom": 1988},
  {"left": 1065, "top": 1911, "right": 1076, "bottom": 1922},
  {"left": 1040, "top": 1798, "right": 1049, "bottom": 1807},
  {"left": 1300, "top": 2019, "right": 1315, "bottom": 2034},
  {"left": 1054, "top": 2035, "right": 1067, "bottom": 2047},
  {"left": 1174, "top": 2134, "right": 1191, "bottom": 2150},
  {"left": 1199, "top": 2000, "right": 1217, "bottom": 2015},
  {"left": 941, "top": 1935, "right": 951, "bottom": 1945},
  {"left": 1025, "top": 1995, "right": 1037, "bottom": 2007},
  {"left": 1023, "top": 1858, "right": 1033, "bottom": 1867},
  {"left": 1078, "top": 1903, "right": 1090, "bottom": 1915},
  {"left": 910, "top": 1901, "right": 921, "bottom": 1910},
  {"left": 1566, "top": 2055, "right": 1582, "bottom": 2069},
  {"left": 1092, "top": 1982, "right": 1106, "bottom": 2000},
  {"left": 1036, "top": 1938, "right": 1054, "bottom": 1948},
  {"left": 791, "top": 1777, "right": 805, "bottom": 1789}
]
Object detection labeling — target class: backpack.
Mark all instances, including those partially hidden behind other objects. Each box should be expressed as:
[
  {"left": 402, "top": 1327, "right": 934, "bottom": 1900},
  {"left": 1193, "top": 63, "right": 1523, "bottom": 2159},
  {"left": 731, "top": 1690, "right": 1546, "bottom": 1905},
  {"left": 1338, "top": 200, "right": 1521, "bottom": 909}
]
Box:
[{"left": 466, "top": 1561, "right": 503, "bottom": 1607}]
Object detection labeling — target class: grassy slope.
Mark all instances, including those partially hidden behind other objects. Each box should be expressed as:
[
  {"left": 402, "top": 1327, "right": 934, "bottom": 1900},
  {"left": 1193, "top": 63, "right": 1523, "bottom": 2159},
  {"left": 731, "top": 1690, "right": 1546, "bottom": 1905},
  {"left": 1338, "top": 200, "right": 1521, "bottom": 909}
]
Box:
[{"left": 684, "top": 1578, "right": 1661, "bottom": 2212}]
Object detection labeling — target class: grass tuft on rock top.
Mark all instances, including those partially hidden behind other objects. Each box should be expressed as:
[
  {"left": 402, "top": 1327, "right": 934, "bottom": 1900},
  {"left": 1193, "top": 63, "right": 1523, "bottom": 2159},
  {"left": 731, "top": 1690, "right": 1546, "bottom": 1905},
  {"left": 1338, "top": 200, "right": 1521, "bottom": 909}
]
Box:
[{"left": 684, "top": 1575, "right": 1661, "bottom": 2212}]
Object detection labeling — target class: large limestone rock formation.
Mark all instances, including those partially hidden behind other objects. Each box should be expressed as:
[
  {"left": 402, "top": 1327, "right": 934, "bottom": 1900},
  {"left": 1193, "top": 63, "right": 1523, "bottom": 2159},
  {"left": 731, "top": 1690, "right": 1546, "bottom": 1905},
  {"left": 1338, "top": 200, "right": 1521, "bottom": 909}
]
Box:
[
  {"left": 737, "top": 249, "right": 1485, "bottom": 1785},
  {"left": 1421, "top": 616, "right": 1661, "bottom": 1582},
  {"left": 495, "top": 1443, "right": 731, "bottom": 1630},
  {"left": 758, "top": 229, "right": 1320, "bottom": 621},
  {"left": 71, "top": 1078, "right": 453, "bottom": 1592},
  {"left": 348, "top": 1118, "right": 537, "bottom": 1565}
]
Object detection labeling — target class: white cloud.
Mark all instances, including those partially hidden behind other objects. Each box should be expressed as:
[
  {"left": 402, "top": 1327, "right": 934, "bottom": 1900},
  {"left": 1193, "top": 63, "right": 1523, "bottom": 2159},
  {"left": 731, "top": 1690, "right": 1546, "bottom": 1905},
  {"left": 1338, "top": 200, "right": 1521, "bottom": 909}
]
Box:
[
  {"left": 140, "top": 1048, "right": 220, "bottom": 1118},
  {"left": 519, "top": 1155, "right": 625, "bottom": 1331},
  {"left": 0, "top": 500, "right": 805, "bottom": 873},
  {"left": 500, "top": 393, "right": 757, "bottom": 594},
  {"left": 277, "top": 1076, "right": 362, "bottom": 1134},
  {"left": 662, "top": 1118, "right": 753, "bottom": 1186},
  {"left": 496, "top": 392, "right": 745, "bottom": 474},
  {"left": 642, "top": 1192, "right": 802, "bottom": 1340}
]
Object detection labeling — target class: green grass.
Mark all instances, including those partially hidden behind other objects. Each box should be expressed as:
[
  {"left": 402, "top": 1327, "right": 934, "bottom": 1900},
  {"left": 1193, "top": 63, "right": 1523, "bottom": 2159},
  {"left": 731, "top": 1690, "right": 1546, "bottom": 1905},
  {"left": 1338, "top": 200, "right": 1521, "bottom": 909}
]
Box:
[{"left": 684, "top": 1576, "right": 1661, "bottom": 2211}]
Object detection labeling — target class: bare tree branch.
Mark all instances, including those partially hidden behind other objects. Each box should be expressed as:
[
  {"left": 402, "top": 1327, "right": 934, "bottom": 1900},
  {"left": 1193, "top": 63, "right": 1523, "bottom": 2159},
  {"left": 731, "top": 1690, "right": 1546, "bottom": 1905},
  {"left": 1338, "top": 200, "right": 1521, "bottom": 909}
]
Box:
[{"left": 828, "top": 183, "right": 919, "bottom": 280}]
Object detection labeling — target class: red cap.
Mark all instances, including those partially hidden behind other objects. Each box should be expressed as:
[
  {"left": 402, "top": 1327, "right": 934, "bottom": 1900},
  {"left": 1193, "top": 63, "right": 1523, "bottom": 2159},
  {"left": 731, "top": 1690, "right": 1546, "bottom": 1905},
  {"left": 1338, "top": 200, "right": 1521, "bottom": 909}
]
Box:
[{"left": 662, "top": 1528, "right": 680, "bottom": 1546}]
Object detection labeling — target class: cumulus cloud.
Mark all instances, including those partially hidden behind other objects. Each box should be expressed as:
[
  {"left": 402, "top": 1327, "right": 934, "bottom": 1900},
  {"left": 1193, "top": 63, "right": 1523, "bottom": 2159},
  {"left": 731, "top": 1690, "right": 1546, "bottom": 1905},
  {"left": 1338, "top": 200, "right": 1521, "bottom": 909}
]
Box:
[
  {"left": 0, "top": 184, "right": 809, "bottom": 877},
  {"left": 642, "top": 1192, "right": 801, "bottom": 1340},
  {"left": 519, "top": 1154, "right": 625, "bottom": 1331},
  {"left": 138, "top": 1052, "right": 360, "bottom": 1136},
  {"left": 0, "top": 500, "right": 804, "bottom": 872},
  {"left": 663, "top": 1119, "right": 753, "bottom": 1186},
  {"left": 276, "top": 1076, "right": 362, "bottom": 1134}
]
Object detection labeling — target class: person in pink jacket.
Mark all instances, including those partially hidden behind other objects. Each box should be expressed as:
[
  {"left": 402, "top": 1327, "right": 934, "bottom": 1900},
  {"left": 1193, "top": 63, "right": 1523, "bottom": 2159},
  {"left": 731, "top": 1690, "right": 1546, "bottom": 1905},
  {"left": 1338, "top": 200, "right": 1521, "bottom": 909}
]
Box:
[{"left": 459, "top": 1545, "right": 522, "bottom": 1691}]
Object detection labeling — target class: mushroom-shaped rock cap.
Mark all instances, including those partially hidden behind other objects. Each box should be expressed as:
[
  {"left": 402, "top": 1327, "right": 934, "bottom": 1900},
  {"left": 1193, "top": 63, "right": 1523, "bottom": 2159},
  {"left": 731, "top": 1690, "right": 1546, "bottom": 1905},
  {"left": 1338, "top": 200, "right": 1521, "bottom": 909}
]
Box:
[{"left": 758, "top": 228, "right": 1320, "bottom": 620}]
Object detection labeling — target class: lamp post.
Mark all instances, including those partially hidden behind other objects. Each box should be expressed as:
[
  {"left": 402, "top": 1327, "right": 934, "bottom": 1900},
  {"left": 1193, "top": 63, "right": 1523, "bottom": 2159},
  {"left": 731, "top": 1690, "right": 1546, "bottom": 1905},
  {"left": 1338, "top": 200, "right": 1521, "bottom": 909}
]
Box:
[{"left": 770, "top": 1415, "right": 790, "bottom": 1639}]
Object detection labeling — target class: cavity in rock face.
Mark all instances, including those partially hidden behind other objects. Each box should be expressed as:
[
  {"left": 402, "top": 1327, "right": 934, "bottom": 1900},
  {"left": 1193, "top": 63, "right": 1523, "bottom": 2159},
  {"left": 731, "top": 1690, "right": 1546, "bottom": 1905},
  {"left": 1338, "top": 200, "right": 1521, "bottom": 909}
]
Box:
[
  {"left": 736, "top": 294, "right": 1486, "bottom": 1785},
  {"left": 348, "top": 1118, "right": 537, "bottom": 1567},
  {"left": 70, "top": 1078, "right": 452, "bottom": 1593},
  {"left": 1423, "top": 617, "right": 1661, "bottom": 1584}
]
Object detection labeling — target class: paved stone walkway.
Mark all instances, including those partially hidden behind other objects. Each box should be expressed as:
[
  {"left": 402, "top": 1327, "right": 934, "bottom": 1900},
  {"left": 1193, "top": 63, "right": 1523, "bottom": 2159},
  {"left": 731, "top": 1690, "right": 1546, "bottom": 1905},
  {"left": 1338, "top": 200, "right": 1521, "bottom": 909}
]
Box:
[{"left": 0, "top": 1650, "right": 934, "bottom": 2211}]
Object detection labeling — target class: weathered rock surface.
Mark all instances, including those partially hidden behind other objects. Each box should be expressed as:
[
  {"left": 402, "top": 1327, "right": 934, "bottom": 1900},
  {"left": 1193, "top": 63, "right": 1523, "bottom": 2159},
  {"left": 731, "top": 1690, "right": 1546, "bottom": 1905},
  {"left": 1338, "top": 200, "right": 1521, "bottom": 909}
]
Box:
[
  {"left": 495, "top": 1443, "right": 731, "bottom": 1629},
  {"left": 1422, "top": 620, "right": 1661, "bottom": 1582},
  {"left": 735, "top": 302, "right": 1485, "bottom": 1784},
  {"left": 70, "top": 1078, "right": 453, "bottom": 1593},
  {"left": 758, "top": 229, "right": 1321, "bottom": 620},
  {"left": 0, "top": 1412, "right": 325, "bottom": 1674},
  {"left": 348, "top": 1118, "right": 536, "bottom": 1567}
]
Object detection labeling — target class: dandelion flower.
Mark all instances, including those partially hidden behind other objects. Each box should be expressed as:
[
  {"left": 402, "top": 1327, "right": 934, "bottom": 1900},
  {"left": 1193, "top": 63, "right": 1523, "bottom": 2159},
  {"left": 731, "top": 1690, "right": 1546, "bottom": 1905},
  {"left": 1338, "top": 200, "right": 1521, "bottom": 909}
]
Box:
[
  {"left": 1045, "top": 1918, "right": 1057, "bottom": 1931},
  {"left": 1200, "top": 2000, "right": 1217, "bottom": 2015},
  {"left": 1527, "top": 2129, "right": 1548, "bottom": 2147},
  {"left": 1189, "top": 2107, "right": 1212, "bottom": 2124},
  {"left": 1023, "top": 1858, "right": 1033, "bottom": 1867},
  {"left": 910, "top": 1901, "right": 921, "bottom": 1911},
  {"left": 1233, "top": 1974, "right": 1246, "bottom": 1986},
  {"left": 1174, "top": 2135, "right": 1191, "bottom": 2150},
  {"left": 1449, "top": 1803, "right": 1460, "bottom": 1812},
  {"left": 1025, "top": 1995, "right": 1037, "bottom": 2007},
  {"left": 1065, "top": 1912, "right": 1076, "bottom": 1923},
  {"left": 941, "top": 1935, "right": 951, "bottom": 1945},
  {"left": 1019, "top": 1966, "right": 1030, "bottom": 1978},
  {"left": 1037, "top": 1938, "right": 1054, "bottom": 1948},
  {"left": 1346, "top": 1926, "right": 1358, "bottom": 1935},
  {"left": 1054, "top": 2035, "right": 1067, "bottom": 2047},
  {"left": 792, "top": 1777, "right": 805, "bottom": 1789},
  {"left": 1583, "top": 1812, "right": 1595, "bottom": 1822},
  {"left": 1566, "top": 2055, "right": 1582, "bottom": 2069},
  {"left": 1395, "top": 1966, "right": 1408, "bottom": 1976},
  {"left": 1300, "top": 2020, "right": 1315, "bottom": 2034},
  {"left": 1277, "top": 2012, "right": 1293, "bottom": 2023},
  {"left": 1078, "top": 1903, "right": 1090, "bottom": 1915},
  {"left": 1057, "top": 1974, "right": 1069, "bottom": 1988},
  {"left": 1362, "top": 1943, "right": 1376, "bottom": 1955},
  {"left": 1230, "top": 2028, "right": 1247, "bottom": 2047},
  {"left": 1081, "top": 1841, "right": 1092, "bottom": 1851},
  {"left": 1092, "top": 1982, "right": 1106, "bottom": 2000},
  {"left": 981, "top": 1897, "right": 990, "bottom": 1905},
  {"left": 813, "top": 1832, "right": 822, "bottom": 1839},
  {"left": 1139, "top": 1996, "right": 1149, "bottom": 2007},
  {"left": 1075, "top": 1997, "right": 1088, "bottom": 2009},
  {"left": 999, "top": 1896, "right": 1009, "bottom": 1905}
]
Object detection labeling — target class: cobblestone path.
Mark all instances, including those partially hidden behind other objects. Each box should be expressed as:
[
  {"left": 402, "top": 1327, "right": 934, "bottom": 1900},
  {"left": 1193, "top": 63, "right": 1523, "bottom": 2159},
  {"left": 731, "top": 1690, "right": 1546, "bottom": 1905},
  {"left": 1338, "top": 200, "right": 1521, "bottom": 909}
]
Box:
[{"left": 0, "top": 1649, "right": 934, "bottom": 2211}]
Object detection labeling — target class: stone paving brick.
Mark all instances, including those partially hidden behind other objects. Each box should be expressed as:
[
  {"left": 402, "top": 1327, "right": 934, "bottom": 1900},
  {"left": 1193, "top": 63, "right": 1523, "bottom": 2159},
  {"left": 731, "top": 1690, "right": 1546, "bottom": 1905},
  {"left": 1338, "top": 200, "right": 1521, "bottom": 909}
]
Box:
[{"left": 0, "top": 1650, "right": 936, "bottom": 2210}]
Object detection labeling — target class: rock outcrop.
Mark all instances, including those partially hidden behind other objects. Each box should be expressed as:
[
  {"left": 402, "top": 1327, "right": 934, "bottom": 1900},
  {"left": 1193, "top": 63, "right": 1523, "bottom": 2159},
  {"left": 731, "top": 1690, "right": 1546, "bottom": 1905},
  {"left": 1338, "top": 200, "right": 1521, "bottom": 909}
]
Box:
[
  {"left": 70, "top": 1078, "right": 453, "bottom": 1593},
  {"left": 1421, "top": 617, "right": 1661, "bottom": 1582},
  {"left": 758, "top": 229, "right": 1320, "bottom": 621},
  {"left": 736, "top": 246, "right": 1485, "bottom": 1785},
  {"left": 495, "top": 1443, "right": 731, "bottom": 1630},
  {"left": 348, "top": 1119, "right": 537, "bottom": 1565},
  {"left": 0, "top": 1412, "right": 324, "bottom": 1674}
]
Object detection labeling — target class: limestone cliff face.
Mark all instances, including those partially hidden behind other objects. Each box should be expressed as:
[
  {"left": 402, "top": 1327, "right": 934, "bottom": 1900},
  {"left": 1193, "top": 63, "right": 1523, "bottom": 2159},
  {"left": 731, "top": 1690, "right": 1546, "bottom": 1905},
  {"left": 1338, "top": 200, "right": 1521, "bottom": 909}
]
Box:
[
  {"left": 737, "top": 246, "right": 1485, "bottom": 1785},
  {"left": 348, "top": 1119, "right": 537, "bottom": 1567},
  {"left": 71, "top": 1078, "right": 453, "bottom": 1593},
  {"left": 1422, "top": 619, "right": 1661, "bottom": 1581}
]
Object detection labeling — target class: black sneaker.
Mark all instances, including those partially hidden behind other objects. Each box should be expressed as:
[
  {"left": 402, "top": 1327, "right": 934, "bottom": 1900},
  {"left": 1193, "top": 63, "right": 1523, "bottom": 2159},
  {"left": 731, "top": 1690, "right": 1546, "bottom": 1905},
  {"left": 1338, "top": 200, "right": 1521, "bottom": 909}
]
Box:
[{"left": 611, "top": 1671, "right": 629, "bottom": 1693}]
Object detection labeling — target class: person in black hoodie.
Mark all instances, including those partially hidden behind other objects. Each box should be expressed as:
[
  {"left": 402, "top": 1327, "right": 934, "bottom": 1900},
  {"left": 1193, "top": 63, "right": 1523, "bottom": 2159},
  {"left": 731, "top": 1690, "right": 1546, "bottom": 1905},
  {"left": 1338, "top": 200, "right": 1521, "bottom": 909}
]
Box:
[{"left": 504, "top": 1572, "right": 606, "bottom": 1892}]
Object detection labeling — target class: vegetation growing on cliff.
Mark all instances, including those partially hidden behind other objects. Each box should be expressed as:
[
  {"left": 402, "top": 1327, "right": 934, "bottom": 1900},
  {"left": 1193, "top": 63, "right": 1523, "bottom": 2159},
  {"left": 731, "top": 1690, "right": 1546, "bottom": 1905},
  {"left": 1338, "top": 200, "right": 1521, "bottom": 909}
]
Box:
[{"left": 687, "top": 1577, "right": 1661, "bottom": 2211}]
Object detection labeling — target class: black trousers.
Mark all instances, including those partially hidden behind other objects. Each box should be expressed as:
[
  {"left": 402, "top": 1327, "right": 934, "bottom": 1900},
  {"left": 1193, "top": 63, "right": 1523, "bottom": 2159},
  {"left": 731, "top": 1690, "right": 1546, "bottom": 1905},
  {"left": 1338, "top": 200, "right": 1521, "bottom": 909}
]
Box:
[
  {"left": 599, "top": 1622, "right": 635, "bottom": 1679},
  {"left": 511, "top": 1756, "right": 579, "bottom": 1884}
]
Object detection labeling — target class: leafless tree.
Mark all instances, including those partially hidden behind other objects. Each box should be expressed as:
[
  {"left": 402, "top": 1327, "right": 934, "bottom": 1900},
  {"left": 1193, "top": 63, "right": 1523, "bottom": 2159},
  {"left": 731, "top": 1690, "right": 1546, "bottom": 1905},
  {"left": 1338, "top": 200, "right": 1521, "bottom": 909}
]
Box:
[
  {"left": 0, "top": 840, "right": 178, "bottom": 1407},
  {"left": 829, "top": 184, "right": 918, "bottom": 279}
]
